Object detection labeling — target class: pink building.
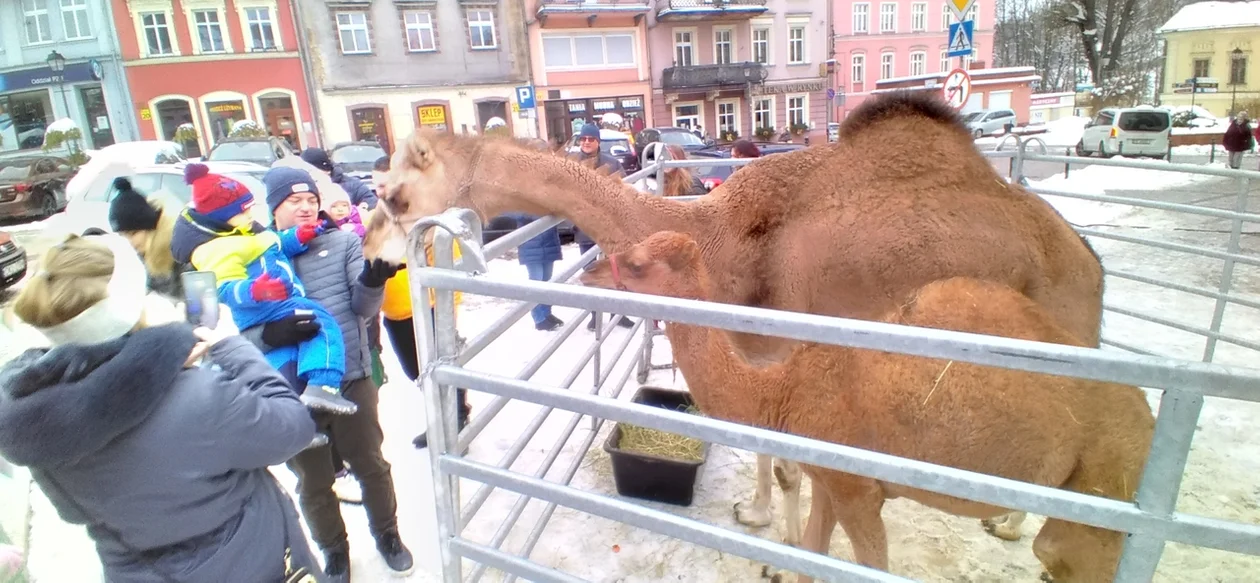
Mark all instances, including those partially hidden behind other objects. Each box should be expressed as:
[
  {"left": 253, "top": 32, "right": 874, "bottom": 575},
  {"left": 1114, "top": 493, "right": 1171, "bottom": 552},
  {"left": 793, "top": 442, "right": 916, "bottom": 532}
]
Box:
[
  {"left": 833, "top": 0, "right": 995, "bottom": 118},
  {"left": 646, "top": 0, "right": 832, "bottom": 143}
]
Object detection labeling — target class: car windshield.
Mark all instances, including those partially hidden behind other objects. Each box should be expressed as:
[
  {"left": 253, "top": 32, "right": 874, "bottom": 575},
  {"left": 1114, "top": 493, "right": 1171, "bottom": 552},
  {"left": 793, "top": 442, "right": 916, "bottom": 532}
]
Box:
[
  {"left": 1117, "top": 112, "right": 1170, "bottom": 132},
  {"left": 602, "top": 139, "right": 631, "bottom": 155},
  {"left": 961, "top": 112, "right": 983, "bottom": 122},
  {"left": 332, "top": 144, "right": 385, "bottom": 164},
  {"left": 0, "top": 163, "right": 32, "bottom": 181},
  {"left": 207, "top": 141, "right": 274, "bottom": 162},
  {"left": 658, "top": 131, "right": 706, "bottom": 147}
]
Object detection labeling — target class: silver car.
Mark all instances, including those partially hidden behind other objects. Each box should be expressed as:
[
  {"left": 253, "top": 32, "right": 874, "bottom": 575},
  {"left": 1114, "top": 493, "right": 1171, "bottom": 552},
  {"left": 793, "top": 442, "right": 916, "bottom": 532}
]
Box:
[{"left": 965, "top": 109, "right": 1018, "bottom": 138}]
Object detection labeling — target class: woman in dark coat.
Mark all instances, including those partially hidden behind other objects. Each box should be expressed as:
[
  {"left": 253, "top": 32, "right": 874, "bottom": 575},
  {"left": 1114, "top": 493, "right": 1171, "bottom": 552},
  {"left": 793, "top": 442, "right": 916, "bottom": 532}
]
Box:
[
  {"left": 1223, "top": 113, "right": 1254, "bottom": 170},
  {"left": 104, "top": 177, "right": 191, "bottom": 299}
]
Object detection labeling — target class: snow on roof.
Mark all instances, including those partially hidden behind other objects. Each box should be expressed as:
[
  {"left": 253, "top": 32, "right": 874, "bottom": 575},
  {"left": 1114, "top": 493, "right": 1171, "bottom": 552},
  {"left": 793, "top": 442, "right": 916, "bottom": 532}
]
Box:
[{"left": 1158, "top": 1, "right": 1260, "bottom": 33}]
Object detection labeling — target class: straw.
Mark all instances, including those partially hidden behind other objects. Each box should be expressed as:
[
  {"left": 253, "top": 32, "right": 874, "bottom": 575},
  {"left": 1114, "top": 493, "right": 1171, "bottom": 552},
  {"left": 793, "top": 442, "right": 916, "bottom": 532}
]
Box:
[{"left": 616, "top": 405, "right": 705, "bottom": 462}]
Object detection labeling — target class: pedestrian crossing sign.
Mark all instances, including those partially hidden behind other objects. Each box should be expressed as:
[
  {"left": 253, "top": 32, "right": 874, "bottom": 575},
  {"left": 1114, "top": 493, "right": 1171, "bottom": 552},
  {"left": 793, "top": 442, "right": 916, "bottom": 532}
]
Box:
[{"left": 947, "top": 20, "right": 975, "bottom": 58}]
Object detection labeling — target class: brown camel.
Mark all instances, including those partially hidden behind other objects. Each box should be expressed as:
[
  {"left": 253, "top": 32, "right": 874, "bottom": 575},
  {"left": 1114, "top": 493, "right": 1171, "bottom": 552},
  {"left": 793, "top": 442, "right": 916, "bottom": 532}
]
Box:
[
  {"left": 364, "top": 92, "right": 1105, "bottom": 544},
  {"left": 578, "top": 231, "right": 1154, "bottom": 583}
]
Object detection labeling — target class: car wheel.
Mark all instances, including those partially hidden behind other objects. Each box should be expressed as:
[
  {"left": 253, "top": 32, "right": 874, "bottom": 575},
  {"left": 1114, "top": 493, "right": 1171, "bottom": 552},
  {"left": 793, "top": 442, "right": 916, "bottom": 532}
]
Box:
[
  {"left": 1098, "top": 142, "right": 1111, "bottom": 158},
  {"left": 41, "top": 192, "right": 59, "bottom": 218},
  {"left": 1075, "top": 141, "right": 1087, "bottom": 156},
  {"left": 973, "top": 128, "right": 984, "bottom": 139}
]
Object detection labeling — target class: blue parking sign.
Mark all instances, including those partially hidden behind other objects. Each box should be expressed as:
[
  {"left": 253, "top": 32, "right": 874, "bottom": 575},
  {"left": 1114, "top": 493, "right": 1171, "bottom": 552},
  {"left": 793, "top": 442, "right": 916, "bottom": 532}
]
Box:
[{"left": 515, "top": 85, "right": 536, "bottom": 109}]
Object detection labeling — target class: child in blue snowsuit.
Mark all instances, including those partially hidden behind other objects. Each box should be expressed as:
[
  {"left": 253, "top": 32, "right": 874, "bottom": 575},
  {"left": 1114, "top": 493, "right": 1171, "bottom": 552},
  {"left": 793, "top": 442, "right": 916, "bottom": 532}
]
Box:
[{"left": 170, "top": 164, "right": 357, "bottom": 443}]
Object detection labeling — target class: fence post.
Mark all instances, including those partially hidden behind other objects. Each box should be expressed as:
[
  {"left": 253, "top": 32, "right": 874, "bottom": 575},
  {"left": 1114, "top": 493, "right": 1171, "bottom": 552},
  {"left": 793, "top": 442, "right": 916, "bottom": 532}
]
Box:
[
  {"left": 1210, "top": 140, "right": 1216, "bottom": 164},
  {"left": 1064, "top": 147, "right": 1071, "bottom": 179},
  {"left": 1011, "top": 138, "right": 1026, "bottom": 184},
  {"left": 1202, "top": 174, "right": 1249, "bottom": 362}
]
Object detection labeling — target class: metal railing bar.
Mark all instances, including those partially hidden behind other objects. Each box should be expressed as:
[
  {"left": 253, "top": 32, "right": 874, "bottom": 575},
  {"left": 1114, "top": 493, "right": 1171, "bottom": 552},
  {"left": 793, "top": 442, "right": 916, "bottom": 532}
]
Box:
[
  {"left": 449, "top": 538, "right": 588, "bottom": 583},
  {"left": 1021, "top": 153, "right": 1260, "bottom": 179},
  {"left": 1105, "top": 269, "right": 1260, "bottom": 312},
  {"left": 1076, "top": 227, "right": 1260, "bottom": 269},
  {"left": 443, "top": 457, "right": 913, "bottom": 583},
  {"left": 434, "top": 367, "right": 1260, "bottom": 557},
  {"left": 481, "top": 215, "right": 567, "bottom": 262},
  {"left": 458, "top": 319, "right": 646, "bottom": 526},
  {"left": 1029, "top": 186, "right": 1260, "bottom": 224},
  {"left": 1203, "top": 177, "right": 1250, "bottom": 362},
  {"left": 467, "top": 326, "right": 645, "bottom": 583},
  {"left": 1101, "top": 338, "right": 1166, "bottom": 357},
  {"left": 1103, "top": 303, "right": 1260, "bottom": 353},
  {"left": 624, "top": 162, "right": 662, "bottom": 184},
  {"left": 416, "top": 269, "right": 1260, "bottom": 399}
]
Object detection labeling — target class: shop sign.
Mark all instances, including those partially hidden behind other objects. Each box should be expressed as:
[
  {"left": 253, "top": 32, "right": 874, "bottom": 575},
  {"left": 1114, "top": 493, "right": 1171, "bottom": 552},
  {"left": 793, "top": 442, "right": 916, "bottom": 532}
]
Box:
[
  {"left": 1030, "top": 95, "right": 1065, "bottom": 107},
  {"left": 567, "top": 102, "right": 586, "bottom": 113},
  {"left": 140, "top": 108, "right": 152, "bottom": 120},
  {"left": 208, "top": 103, "right": 244, "bottom": 113},
  {"left": 0, "top": 62, "right": 97, "bottom": 92},
  {"left": 417, "top": 105, "right": 447, "bottom": 129},
  {"left": 752, "top": 80, "right": 826, "bottom": 96},
  {"left": 593, "top": 99, "right": 616, "bottom": 111},
  {"left": 621, "top": 97, "right": 642, "bottom": 109}
]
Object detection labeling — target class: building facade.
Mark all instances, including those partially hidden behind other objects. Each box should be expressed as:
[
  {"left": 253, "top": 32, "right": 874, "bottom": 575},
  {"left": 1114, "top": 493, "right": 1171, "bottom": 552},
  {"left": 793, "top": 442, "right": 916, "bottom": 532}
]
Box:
[
  {"left": 1157, "top": 3, "right": 1257, "bottom": 118},
  {"left": 296, "top": 0, "right": 532, "bottom": 151},
  {"left": 1, "top": 0, "right": 138, "bottom": 153},
  {"left": 873, "top": 65, "right": 1040, "bottom": 123},
  {"left": 109, "top": 0, "right": 315, "bottom": 158},
  {"left": 647, "top": 0, "right": 832, "bottom": 144},
  {"left": 528, "top": 0, "right": 653, "bottom": 146},
  {"left": 833, "top": 0, "right": 994, "bottom": 118}
]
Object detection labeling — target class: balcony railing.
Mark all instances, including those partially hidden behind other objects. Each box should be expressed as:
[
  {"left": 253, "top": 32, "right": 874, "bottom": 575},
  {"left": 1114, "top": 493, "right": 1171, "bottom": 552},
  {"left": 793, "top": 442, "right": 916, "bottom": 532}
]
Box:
[
  {"left": 538, "top": 0, "right": 649, "bottom": 8},
  {"left": 661, "top": 62, "right": 768, "bottom": 90},
  {"left": 663, "top": 0, "right": 766, "bottom": 8},
  {"left": 656, "top": 0, "right": 768, "bottom": 20}
]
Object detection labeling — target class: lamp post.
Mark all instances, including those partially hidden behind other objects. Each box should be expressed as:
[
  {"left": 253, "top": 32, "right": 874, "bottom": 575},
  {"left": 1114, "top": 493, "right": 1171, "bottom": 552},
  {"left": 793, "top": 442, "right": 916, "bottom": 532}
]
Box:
[
  {"left": 45, "top": 50, "right": 71, "bottom": 118},
  {"left": 1230, "top": 47, "right": 1244, "bottom": 117}
]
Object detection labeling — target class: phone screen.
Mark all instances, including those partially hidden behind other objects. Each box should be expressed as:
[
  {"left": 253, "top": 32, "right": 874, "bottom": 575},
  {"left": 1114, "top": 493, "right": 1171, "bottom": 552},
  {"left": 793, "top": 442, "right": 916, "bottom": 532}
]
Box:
[{"left": 181, "top": 271, "right": 219, "bottom": 329}]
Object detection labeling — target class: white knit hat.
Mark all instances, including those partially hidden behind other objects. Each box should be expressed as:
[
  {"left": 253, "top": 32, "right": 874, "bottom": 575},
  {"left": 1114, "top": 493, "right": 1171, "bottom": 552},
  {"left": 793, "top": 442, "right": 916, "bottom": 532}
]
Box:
[{"left": 33, "top": 234, "right": 150, "bottom": 346}]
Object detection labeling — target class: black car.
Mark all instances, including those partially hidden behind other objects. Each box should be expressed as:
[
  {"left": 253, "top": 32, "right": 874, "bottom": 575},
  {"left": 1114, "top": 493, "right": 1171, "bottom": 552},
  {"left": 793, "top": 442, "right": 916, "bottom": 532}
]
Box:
[
  {"left": 0, "top": 231, "right": 28, "bottom": 291},
  {"left": 0, "top": 155, "right": 74, "bottom": 220},
  {"left": 687, "top": 142, "right": 807, "bottom": 191},
  {"left": 205, "top": 136, "right": 296, "bottom": 167},
  {"left": 634, "top": 127, "right": 713, "bottom": 161},
  {"left": 330, "top": 141, "right": 387, "bottom": 182}
]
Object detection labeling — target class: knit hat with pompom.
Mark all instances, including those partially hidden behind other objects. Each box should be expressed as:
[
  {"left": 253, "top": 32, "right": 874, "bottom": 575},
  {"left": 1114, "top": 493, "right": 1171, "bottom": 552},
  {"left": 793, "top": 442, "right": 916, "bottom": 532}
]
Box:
[{"left": 184, "top": 163, "right": 255, "bottom": 223}]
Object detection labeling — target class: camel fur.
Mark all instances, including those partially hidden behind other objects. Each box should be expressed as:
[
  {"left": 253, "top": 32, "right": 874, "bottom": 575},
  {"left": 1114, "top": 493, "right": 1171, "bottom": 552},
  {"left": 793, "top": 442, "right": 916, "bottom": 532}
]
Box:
[
  {"left": 579, "top": 231, "right": 1154, "bottom": 583},
  {"left": 364, "top": 92, "right": 1106, "bottom": 544}
]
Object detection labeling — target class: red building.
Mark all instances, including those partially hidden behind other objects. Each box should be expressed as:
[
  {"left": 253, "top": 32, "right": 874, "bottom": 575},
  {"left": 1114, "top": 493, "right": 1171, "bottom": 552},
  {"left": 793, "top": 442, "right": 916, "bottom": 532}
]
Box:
[{"left": 110, "top": 0, "right": 315, "bottom": 158}]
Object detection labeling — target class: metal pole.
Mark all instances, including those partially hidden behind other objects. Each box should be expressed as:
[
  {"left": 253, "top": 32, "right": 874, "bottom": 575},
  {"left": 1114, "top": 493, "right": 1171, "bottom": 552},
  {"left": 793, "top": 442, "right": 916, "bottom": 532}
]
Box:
[
  {"left": 58, "top": 83, "right": 71, "bottom": 121},
  {"left": 1064, "top": 147, "right": 1071, "bottom": 178},
  {"left": 1202, "top": 175, "right": 1249, "bottom": 362}
]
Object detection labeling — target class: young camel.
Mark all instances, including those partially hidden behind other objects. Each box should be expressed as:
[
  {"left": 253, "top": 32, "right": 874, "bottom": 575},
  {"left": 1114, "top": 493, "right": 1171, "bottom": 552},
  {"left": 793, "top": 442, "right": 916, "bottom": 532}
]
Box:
[
  {"left": 579, "top": 231, "right": 1155, "bottom": 583},
  {"left": 365, "top": 92, "right": 1105, "bottom": 544}
]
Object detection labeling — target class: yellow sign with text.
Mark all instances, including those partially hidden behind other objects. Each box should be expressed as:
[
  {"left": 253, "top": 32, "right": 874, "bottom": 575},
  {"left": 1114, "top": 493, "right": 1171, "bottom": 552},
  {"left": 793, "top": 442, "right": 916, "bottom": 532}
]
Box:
[
  {"left": 418, "top": 105, "right": 446, "bottom": 126},
  {"left": 140, "top": 108, "right": 152, "bottom": 120}
]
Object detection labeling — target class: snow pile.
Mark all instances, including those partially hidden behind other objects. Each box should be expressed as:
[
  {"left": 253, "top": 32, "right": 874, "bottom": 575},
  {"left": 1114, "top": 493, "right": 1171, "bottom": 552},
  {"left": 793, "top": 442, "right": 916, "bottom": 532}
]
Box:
[
  {"left": 1158, "top": 1, "right": 1260, "bottom": 33},
  {"left": 1027, "top": 161, "right": 1219, "bottom": 224},
  {"left": 45, "top": 118, "right": 79, "bottom": 133}
]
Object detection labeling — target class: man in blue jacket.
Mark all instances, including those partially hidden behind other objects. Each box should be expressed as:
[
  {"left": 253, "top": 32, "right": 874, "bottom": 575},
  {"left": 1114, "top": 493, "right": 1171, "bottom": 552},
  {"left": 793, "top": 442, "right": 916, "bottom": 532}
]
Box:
[{"left": 301, "top": 147, "right": 379, "bottom": 210}]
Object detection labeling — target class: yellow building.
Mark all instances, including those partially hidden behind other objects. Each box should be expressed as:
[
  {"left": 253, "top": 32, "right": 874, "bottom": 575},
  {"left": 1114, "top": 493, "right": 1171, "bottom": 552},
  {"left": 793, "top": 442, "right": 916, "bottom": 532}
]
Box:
[{"left": 1157, "top": 2, "right": 1258, "bottom": 117}]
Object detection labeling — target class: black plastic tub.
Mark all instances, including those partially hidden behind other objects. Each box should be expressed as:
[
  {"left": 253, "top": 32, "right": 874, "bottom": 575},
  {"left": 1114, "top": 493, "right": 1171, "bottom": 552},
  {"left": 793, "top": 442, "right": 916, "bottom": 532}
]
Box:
[{"left": 603, "top": 386, "right": 710, "bottom": 506}]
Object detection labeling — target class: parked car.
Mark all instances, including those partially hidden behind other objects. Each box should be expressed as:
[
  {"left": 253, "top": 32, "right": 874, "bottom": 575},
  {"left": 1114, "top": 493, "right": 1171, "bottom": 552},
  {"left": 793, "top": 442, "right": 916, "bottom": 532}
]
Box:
[
  {"left": 0, "top": 155, "right": 75, "bottom": 220},
  {"left": 205, "top": 136, "right": 296, "bottom": 167},
  {"left": 686, "top": 142, "right": 807, "bottom": 191},
  {"left": 66, "top": 140, "right": 187, "bottom": 205},
  {"left": 965, "top": 109, "right": 1018, "bottom": 138},
  {"left": 0, "top": 231, "right": 27, "bottom": 291},
  {"left": 633, "top": 127, "right": 712, "bottom": 162},
  {"left": 330, "top": 140, "right": 387, "bottom": 183},
  {"left": 566, "top": 128, "right": 638, "bottom": 174},
  {"left": 62, "top": 160, "right": 272, "bottom": 235},
  {"left": 1076, "top": 107, "right": 1172, "bottom": 159}
]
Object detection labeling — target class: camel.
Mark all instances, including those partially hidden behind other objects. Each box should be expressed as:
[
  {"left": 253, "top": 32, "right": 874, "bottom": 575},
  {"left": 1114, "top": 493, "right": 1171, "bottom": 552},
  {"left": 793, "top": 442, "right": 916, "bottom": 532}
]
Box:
[
  {"left": 364, "top": 91, "right": 1105, "bottom": 545},
  {"left": 578, "top": 231, "right": 1155, "bottom": 583}
]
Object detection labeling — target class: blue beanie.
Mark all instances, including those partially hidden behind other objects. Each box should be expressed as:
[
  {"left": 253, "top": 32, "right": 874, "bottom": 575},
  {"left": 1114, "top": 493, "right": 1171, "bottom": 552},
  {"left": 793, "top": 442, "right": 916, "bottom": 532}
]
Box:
[
  {"left": 300, "top": 147, "right": 334, "bottom": 172},
  {"left": 263, "top": 166, "right": 320, "bottom": 212},
  {"left": 578, "top": 123, "right": 600, "bottom": 140}
]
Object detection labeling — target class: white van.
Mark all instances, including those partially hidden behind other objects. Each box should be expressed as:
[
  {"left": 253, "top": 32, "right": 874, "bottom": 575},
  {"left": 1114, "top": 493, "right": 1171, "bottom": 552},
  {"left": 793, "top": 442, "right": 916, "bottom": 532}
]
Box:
[{"left": 1076, "top": 107, "right": 1172, "bottom": 159}]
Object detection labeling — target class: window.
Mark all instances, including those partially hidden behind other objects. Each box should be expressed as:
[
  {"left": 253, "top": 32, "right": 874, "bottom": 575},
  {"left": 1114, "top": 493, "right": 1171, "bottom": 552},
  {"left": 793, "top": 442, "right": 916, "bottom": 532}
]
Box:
[
  {"left": 23, "top": 0, "right": 52, "bottom": 44},
  {"left": 940, "top": 49, "right": 949, "bottom": 72},
  {"left": 673, "top": 103, "right": 701, "bottom": 130},
  {"left": 60, "top": 0, "right": 91, "bottom": 40},
  {"left": 542, "top": 33, "right": 635, "bottom": 70},
  {"left": 1192, "top": 58, "right": 1210, "bottom": 79},
  {"left": 967, "top": 2, "right": 978, "bottom": 28},
  {"left": 880, "top": 3, "right": 896, "bottom": 33},
  {"left": 881, "top": 52, "right": 894, "bottom": 79},
  {"left": 674, "top": 29, "right": 694, "bottom": 66},
  {"left": 787, "top": 95, "right": 806, "bottom": 128},
  {"left": 752, "top": 26, "right": 769, "bottom": 64},
  {"left": 717, "top": 100, "right": 738, "bottom": 135},
  {"left": 852, "top": 3, "right": 869, "bottom": 34},
  {"left": 336, "top": 11, "right": 371, "bottom": 54},
  {"left": 467, "top": 9, "right": 496, "bottom": 49},
  {"left": 941, "top": 4, "right": 952, "bottom": 30},
  {"left": 911, "top": 3, "right": 926, "bottom": 32},
  {"left": 244, "top": 7, "right": 277, "bottom": 51},
  {"left": 1230, "top": 55, "right": 1248, "bottom": 85},
  {"left": 141, "top": 12, "right": 174, "bottom": 56},
  {"left": 910, "top": 51, "right": 925, "bottom": 76},
  {"left": 788, "top": 25, "right": 805, "bottom": 64},
  {"left": 752, "top": 97, "right": 773, "bottom": 131},
  {"left": 851, "top": 53, "right": 865, "bottom": 84},
  {"left": 193, "top": 10, "right": 226, "bottom": 53},
  {"left": 714, "top": 28, "right": 733, "bottom": 65},
  {"left": 404, "top": 11, "right": 436, "bottom": 52}
]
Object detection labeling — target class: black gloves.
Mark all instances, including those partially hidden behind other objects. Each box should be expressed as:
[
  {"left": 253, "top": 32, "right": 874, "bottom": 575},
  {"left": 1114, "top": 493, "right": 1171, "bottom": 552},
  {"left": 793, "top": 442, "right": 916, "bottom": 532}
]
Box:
[
  {"left": 262, "top": 312, "right": 321, "bottom": 347},
  {"left": 359, "top": 258, "right": 401, "bottom": 288}
]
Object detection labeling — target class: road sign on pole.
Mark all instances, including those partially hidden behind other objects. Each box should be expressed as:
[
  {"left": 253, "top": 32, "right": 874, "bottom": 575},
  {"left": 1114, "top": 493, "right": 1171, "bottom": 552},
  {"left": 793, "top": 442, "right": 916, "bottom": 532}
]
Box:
[
  {"left": 942, "top": 68, "right": 971, "bottom": 109},
  {"left": 948, "top": 0, "right": 976, "bottom": 19},
  {"left": 515, "top": 85, "right": 536, "bottom": 109},
  {"left": 947, "top": 20, "right": 974, "bottom": 58}
]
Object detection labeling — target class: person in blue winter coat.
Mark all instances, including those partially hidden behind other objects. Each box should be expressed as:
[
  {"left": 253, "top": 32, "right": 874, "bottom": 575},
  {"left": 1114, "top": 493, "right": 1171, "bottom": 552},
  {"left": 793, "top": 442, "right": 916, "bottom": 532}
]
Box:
[
  {"left": 508, "top": 212, "right": 565, "bottom": 330},
  {"left": 300, "top": 147, "right": 378, "bottom": 210}
]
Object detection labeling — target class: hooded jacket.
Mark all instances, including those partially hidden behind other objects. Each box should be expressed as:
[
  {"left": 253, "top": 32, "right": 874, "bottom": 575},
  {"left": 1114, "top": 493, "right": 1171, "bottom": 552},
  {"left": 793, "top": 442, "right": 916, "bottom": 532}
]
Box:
[{"left": 0, "top": 325, "right": 318, "bottom": 582}]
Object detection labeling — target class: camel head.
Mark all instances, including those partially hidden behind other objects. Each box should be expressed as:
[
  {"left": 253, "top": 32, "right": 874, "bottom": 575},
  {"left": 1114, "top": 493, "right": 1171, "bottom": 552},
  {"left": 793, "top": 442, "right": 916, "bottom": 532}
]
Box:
[
  {"left": 578, "top": 231, "right": 706, "bottom": 300},
  {"left": 1031, "top": 517, "right": 1124, "bottom": 583}
]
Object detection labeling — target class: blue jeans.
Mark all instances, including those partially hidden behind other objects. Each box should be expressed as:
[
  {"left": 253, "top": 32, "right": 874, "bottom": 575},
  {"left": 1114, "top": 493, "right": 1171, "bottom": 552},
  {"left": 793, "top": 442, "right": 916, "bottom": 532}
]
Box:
[{"left": 524, "top": 261, "right": 555, "bottom": 325}]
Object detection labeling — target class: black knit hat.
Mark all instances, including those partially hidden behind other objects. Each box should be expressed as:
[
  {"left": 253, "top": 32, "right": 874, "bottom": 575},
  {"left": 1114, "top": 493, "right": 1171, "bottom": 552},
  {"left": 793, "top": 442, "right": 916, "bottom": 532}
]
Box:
[{"left": 108, "top": 177, "right": 162, "bottom": 233}]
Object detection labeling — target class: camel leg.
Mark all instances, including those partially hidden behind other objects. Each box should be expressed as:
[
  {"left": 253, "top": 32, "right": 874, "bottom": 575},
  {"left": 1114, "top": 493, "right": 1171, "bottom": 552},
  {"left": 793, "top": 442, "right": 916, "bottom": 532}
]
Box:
[
  {"left": 981, "top": 511, "right": 1027, "bottom": 541},
  {"left": 736, "top": 454, "right": 775, "bottom": 528},
  {"left": 791, "top": 480, "right": 838, "bottom": 583},
  {"left": 774, "top": 458, "right": 804, "bottom": 546},
  {"left": 829, "top": 475, "right": 890, "bottom": 571}
]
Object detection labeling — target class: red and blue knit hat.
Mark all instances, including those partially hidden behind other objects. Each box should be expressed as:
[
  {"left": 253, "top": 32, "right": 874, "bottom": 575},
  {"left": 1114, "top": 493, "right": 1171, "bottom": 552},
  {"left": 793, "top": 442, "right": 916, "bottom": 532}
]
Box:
[{"left": 184, "top": 163, "right": 255, "bottom": 223}]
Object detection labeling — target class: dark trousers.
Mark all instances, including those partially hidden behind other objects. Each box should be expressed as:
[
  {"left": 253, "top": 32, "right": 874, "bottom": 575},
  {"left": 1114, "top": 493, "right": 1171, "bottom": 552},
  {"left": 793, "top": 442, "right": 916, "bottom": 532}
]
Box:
[
  {"left": 287, "top": 378, "right": 398, "bottom": 551},
  {"left": 383, "top": 312, "right": 469, "bottom": 416}
]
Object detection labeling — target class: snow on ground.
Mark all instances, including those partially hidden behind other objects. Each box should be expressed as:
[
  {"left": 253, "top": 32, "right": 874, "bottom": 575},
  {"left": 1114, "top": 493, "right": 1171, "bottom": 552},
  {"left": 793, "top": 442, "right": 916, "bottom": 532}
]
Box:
[
  {"left": 1025, "top": 161, "right": 1226, "bottom": 227},
  {"left": 976, "top": 116, "right": 1089, "bottom": 149}
]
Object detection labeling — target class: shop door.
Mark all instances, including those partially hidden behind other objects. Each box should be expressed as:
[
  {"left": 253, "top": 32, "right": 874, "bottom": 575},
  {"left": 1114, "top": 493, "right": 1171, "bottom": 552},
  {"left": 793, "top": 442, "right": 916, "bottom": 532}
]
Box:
[
  {"left": 258, "top": 94, "right": 300, "bottom": 150},
  {"left": 79, "top": 86, "right": 115, "bottom": 148},
  {"left": 544, "top": 101, "right": 568, "bottom": 147},
  {"left": 351, "top": 107, "right": 390, "bottom": 153},
  {"left": 155, "top": 98, "right": 201, "bottom": 158},
  {"left": 475, "top": 100, "right": 509, "bottom": 135}
]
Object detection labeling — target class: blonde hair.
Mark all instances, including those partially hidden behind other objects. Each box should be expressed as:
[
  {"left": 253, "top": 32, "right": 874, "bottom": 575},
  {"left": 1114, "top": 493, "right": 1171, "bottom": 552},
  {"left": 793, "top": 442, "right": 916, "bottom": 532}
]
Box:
[
  {"left": 662, "top": 145, "right": 694, "bottom": 197},
  {"left": 14, "top": 236, "right": 115, "bottom": 329},
  {"left": 142, "top": 206, "right": 178, "bottom": 278}
]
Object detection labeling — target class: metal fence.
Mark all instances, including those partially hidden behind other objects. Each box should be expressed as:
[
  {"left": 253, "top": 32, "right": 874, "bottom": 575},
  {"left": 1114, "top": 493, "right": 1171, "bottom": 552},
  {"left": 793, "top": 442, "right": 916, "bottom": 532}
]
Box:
[{"left": 406, "top": 142, "right": 1260, "bottom": 583}]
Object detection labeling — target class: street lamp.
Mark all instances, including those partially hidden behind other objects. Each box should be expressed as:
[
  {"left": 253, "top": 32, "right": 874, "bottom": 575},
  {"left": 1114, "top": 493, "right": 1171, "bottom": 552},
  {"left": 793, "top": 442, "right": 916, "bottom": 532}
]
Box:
[
  {"left": 45, "top": 50, "right": 71, "bottom": 117},
  {"left": 1230, "top": 47, "right": 1244, "bottom": 117}
]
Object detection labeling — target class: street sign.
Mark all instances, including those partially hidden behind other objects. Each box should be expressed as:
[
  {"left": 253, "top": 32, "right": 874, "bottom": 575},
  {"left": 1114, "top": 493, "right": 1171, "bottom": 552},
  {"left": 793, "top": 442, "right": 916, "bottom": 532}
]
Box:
[
  {"left": 947, "top": 20, "right": 975, "bottom": 58},
  {"left": 948, "top": 0, "right": 975, "bottom": 19},
  {"left": 515, "top": 85, "right": 536, "bottom": 109},
  {"left": 826, "top": 88, "right": 836, "bottom": 100},
  {"left": 942, "top": 68, "right": 971, "bottom": 109}
]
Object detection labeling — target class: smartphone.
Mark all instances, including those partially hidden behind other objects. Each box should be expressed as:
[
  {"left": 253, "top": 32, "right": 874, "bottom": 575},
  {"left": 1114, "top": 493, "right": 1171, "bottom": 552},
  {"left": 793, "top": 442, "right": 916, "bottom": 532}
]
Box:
[{"left": 181, "top": 271, "right": 220, "bottom": 329}]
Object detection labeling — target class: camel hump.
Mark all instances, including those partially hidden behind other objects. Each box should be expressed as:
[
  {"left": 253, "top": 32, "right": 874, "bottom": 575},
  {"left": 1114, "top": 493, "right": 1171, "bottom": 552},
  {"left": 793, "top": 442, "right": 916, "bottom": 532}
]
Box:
[
  {"left": 840, "top": 91, "right": 966, "bottom": 139},
  {"left": 899, "top": 277, "right": 1085, "bottom": 347}
]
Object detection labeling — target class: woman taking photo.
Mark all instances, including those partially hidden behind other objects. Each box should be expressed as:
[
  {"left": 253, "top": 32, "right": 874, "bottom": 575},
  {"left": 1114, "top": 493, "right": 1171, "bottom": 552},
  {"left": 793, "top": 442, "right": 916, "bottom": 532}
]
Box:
[{"left": 0, "top": 234, "right": 321, "bottom": 581}]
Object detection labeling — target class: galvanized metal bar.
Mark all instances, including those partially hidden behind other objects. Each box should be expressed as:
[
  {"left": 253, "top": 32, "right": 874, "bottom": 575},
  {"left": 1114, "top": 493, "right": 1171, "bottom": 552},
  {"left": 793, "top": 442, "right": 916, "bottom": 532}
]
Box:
[
  {"left": 482, "top": 215, "right": 566, "bottom": 261},
  {"left": 1114, "top": 391, "right": 1206, "bottom": 582},
  {"left": 1029, "top": 185, "right": 1260, "bottom": 224},
  {"left": 449, "top": 538, "right": 588, "bottom": 583},
  {"left": 624, "top": 161, "right": 662, "bottom": 184},
  {"left": 444, "top": 457, "right": 914, "bottom": 583},
  {"left": 1103, "top": 303, "right": 1260, "bottom": 353},
  {"left": 415, "top": 269, "right": 1260, "bottom": 399},
  {"left": 1075, "top": 228, "right": 1260, "bottom": 269},
  {"left": 1203, "top": 176, "right": 1251, "bottom": 362},
  {"left": 1105, "top": 268, "right": 1260, "bottom": 312},
  {"left": 1101, "top": 338, "right": 1166, "bottom": 357},
  {"left": 1023, "top": 153, "right": 1260, "bottom": 179},
  {"left": 431, "top": 228, "right": 464, "bottom": 538},
  {"left": 434, "top": 366, "right": 1260, "bottom": 556}
]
